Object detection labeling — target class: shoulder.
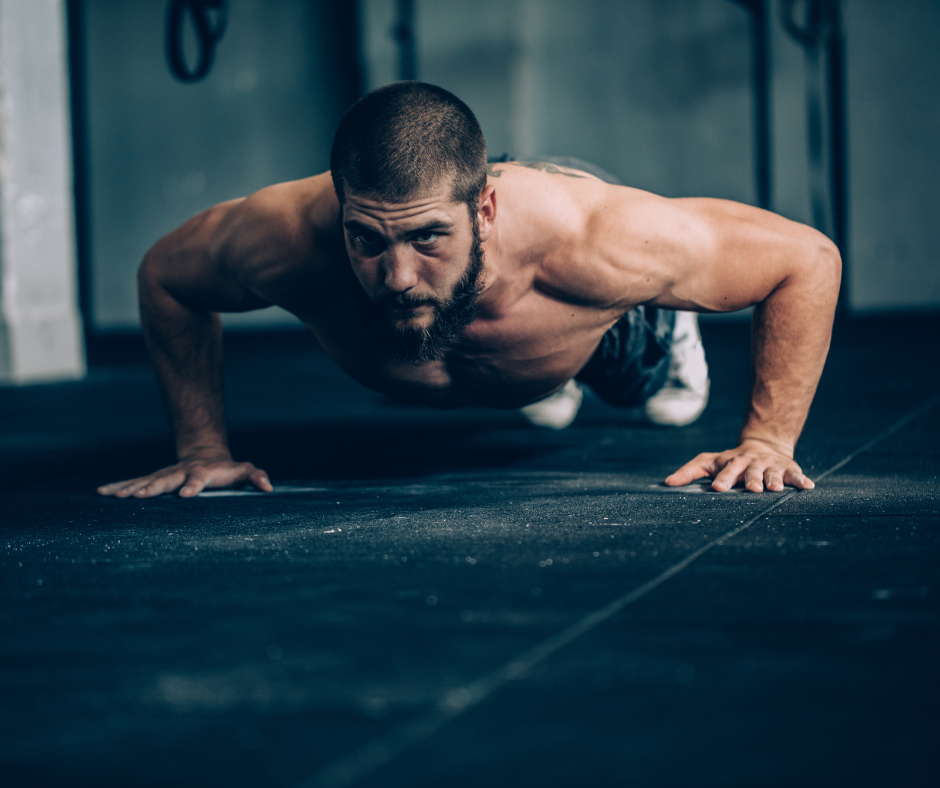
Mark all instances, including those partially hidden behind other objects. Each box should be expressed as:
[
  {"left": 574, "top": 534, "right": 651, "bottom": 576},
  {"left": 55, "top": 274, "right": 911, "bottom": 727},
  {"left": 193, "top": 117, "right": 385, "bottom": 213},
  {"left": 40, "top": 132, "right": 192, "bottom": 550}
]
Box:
[
  {"left": 500, "top": 171, "right": 686, "bottom": 309},
  {"left": 487, "top": 163, "right": 705, "bottom": 310},
  {"left": 564, "top": 187, "right": 726, "bottom": 309},
  {"left": 213, "top": 172, "right": 344, "bottom": 292},
  {"left": 214, "top": 172, "right": 339, "bottom": 267}
]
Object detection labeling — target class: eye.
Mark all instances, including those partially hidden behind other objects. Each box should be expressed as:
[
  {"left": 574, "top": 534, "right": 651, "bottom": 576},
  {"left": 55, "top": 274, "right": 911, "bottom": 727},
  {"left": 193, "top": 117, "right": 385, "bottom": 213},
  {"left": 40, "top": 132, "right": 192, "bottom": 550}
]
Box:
[
  {"left": 353, "top": 231, "right": 384, "bottom": 251},
  {"left": 413, "top": 231, "right": 439, "bottom": 244}
]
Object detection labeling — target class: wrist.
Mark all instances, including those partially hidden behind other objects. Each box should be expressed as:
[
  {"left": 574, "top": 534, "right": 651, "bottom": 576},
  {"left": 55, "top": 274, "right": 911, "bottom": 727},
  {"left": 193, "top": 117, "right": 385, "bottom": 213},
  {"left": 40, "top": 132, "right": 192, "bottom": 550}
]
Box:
[
  {"left": 177, "top": 443, "right": 232, "bottom": 463},
  {"left": 737, "top": 433, "right": 795, "bottom": 457}
]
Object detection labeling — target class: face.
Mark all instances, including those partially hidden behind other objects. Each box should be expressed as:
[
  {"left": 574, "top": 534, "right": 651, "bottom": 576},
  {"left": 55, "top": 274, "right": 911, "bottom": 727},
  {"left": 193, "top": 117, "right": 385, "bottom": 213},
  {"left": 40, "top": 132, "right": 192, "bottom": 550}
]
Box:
[{"left": 343, "top": 183, "right": 495, "bottom": 364}]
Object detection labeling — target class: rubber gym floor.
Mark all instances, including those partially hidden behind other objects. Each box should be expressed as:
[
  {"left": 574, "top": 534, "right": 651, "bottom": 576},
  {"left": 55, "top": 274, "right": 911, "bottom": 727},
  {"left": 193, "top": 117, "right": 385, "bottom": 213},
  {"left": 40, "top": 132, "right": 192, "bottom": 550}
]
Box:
[{"left": 1, "top": 316, "right": 938, "bottom": 787}]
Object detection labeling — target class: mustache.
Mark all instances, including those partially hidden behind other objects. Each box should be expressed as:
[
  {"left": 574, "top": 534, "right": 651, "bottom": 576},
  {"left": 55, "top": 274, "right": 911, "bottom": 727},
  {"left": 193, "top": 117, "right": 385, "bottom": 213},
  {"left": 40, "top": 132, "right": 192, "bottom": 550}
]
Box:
[{"left": 379, "top": 291, "right": 441, "bottom": 310}]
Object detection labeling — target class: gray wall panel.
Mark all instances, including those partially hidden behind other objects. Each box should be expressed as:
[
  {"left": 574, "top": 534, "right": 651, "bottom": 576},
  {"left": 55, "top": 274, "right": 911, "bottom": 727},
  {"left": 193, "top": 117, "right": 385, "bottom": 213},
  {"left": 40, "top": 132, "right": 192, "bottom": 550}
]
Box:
[
  {"left": 85, "top": 0, "right": 356, "bottom": 330},
  {"left": 846, "top": 0, "right": 940, "bottom": 312}
]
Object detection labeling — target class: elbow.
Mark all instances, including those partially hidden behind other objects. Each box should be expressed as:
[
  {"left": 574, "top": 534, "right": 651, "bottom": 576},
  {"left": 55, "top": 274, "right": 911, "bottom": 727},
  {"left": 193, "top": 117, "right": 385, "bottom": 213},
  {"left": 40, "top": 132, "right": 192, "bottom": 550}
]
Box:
[
  {"left": 137, "top": 248, "right": 156, "bottom": 290},
  {"left": 137, "top": 247, "right": 166, "bottom": 307},
  {"left": 802, "top": 234, "right": 842, "bottom": 308},
  {"left": 137, "top": 243, "right": 183, "bottom": 318},
  {"left": 817, "top": 236, "right": 843, "bottom": 301}
]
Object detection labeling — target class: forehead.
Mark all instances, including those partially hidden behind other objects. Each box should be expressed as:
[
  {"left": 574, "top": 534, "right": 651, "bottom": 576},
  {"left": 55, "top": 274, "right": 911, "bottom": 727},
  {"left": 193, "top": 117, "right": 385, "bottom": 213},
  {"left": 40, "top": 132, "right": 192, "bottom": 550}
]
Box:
[{"left": 342, "top": 188, "right": 467, "bottom": 232}]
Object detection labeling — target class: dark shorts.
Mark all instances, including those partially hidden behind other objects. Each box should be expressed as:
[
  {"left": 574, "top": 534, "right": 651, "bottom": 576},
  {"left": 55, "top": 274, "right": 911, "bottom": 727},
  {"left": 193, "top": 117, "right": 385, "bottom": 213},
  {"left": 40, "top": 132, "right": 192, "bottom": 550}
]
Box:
[{"left": 491, "top": 154, "right": 677, "bottom": 408}]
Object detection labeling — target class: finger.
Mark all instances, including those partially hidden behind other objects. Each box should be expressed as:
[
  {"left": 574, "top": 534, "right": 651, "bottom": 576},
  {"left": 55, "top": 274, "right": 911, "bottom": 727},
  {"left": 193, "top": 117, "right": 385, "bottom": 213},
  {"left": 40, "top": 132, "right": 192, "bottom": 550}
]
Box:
[
  {"left": 101, "top": 478, "right": 151, "bottom": 497},
  {"left": 744, "top": 465, "right": 765, "bottom": 493},
  {"left": 784, "top": 467, "right": 815, "bottom": 490},
  {"left": 711, "top": 456, "right": 750, "bottom": 492},
  {"left": 665, "top": 453, "right": 719, "bottom": 487},
  {"left": 133, "top": 470, "right": 187, "bottom": 498},
  {"left": 116, "top": 477, "right": 163, "bottom": 498},
  {"left": 178, "top": 467, "right": 213, "bottom": 498},
  {"left": 97, "top": 478, "right": 141, "bottom": 495},
  {"left": 249, "top": 468, "right": 273, "bottom": 492},
  {"left": 764, "top": 468, "right": 785, "bottom": 492}
]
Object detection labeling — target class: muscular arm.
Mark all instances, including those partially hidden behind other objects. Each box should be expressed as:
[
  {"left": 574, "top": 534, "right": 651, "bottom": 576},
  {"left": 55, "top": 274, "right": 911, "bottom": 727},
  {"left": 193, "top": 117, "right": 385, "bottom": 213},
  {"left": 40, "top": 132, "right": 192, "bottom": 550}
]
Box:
[
  {"left": 593, "top": 192, "right": 841, "bottom": 491},
  {"left": 143, "top": 201, "right": 263, "bottom": 453},
  {"left": 98, "top": 186, "right": 310, "bottom": 498}
]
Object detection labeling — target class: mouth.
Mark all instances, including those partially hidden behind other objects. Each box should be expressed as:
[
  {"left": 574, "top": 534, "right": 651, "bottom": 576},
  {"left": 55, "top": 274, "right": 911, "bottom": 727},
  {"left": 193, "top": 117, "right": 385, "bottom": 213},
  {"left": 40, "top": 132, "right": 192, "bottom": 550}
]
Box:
[{"left": 388, "top": 300, "right": 436, "bottom": 316}]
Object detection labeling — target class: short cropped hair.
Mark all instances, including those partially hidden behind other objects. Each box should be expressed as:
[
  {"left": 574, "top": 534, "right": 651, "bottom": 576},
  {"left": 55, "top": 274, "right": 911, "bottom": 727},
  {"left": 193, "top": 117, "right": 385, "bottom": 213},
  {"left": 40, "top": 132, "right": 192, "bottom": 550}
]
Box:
[{"left": 330, "top": 82, "right": 487, "bottom": 215}]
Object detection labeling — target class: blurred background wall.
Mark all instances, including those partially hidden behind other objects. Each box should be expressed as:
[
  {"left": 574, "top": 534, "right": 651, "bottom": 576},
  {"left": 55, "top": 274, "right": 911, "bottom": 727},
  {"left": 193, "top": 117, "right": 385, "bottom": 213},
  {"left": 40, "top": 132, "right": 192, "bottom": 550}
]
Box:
[
  {"left": 74, "top": 0, "right": 359, "bottom": 332},
  {"left": 29, "top": 0, "right": 940, "bottom": 350},
  {"left": 844, "top": 0, "right": 940, "bottom": 313}
]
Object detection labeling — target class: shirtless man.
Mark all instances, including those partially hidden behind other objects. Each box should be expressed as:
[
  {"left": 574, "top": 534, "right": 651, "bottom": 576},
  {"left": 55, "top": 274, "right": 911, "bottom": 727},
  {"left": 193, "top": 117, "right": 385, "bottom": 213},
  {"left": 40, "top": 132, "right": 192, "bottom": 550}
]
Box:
[{"left": 98, "top": 81, "right": 841, "bottom": 500}]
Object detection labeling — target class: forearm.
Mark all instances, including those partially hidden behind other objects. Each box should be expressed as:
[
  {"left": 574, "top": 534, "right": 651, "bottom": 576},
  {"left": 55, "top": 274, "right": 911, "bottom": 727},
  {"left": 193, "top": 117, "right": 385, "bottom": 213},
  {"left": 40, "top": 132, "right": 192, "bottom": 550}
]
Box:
[
  {"left": 740, "top": 245, "right": 841, "bottom": 455},
  {"left": 139, "top": 259, "right": 230, "bottom": 461}
]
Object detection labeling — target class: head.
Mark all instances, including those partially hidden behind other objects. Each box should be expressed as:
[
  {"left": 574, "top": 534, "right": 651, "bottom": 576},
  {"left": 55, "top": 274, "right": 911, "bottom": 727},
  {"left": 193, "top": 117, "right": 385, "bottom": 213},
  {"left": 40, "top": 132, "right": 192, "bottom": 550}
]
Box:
[{"left": 330, "top": 82, "right": 494, "bottom": 364}]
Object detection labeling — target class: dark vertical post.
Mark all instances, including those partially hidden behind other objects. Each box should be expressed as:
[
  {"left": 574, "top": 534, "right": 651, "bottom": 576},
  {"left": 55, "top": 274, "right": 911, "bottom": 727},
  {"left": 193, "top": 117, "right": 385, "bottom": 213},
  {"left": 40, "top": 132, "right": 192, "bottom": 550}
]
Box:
[
  {"left": 733, "top": 0, "right": 773, "bottom": 210},
  {"left": 327, "top": 0, "right": 365, "bottom": 100},
  {"left": 751, "top": 0, "right": 772, "bottom": 210},
  {"left": 66, "top": 0, "right": 93, "bottom": 341},
  {"left": 395, "top": 0, "right": 417, "bottom": 81}
]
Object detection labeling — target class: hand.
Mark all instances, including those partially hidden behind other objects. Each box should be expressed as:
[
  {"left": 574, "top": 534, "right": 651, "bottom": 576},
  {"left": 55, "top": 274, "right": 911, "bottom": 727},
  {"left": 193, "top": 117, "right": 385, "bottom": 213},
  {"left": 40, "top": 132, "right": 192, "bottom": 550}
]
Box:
[
  {"left": 97, "top": 449, "right": 273, "bottom": 499},
  {"left": 664, "top": 439, "right": 815, "bottom": 493}
]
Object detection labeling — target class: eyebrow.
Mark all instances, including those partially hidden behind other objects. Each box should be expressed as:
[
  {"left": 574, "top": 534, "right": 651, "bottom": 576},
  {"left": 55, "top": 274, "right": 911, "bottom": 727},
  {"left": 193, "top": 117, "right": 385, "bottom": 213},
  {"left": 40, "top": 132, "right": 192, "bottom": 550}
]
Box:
[
  {"left": 342, "top": 219, "right": 455, "bottom": 238},
  {"left": 407, "top": 220, "right": 454, "bottom": 235}
]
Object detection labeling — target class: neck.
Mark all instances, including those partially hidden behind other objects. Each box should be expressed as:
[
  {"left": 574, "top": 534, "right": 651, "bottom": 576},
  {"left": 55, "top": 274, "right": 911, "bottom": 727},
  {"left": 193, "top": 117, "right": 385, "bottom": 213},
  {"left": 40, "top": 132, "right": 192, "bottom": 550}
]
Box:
[{"left": 475, "top": 216, "right": 503, "bottom": 305}]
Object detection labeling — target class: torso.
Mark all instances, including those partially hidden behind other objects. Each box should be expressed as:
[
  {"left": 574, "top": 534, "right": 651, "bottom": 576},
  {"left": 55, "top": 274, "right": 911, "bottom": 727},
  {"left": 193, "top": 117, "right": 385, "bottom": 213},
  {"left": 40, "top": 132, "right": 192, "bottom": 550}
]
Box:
[{"left": 247, "top": 163, "right": 654, "bottom": 409}]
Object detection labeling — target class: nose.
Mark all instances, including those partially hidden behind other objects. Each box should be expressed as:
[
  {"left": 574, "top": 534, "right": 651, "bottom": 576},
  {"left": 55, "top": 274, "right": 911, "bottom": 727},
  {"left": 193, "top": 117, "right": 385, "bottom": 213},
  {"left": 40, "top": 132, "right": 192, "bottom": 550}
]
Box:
[{"left": 382, "top": 245, "right": 419, "bottom": 294}]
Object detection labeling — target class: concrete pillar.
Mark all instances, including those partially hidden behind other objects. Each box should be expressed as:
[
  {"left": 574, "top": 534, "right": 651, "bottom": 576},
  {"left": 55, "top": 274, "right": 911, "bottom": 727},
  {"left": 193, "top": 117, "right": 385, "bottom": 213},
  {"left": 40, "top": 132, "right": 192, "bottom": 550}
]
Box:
[{"left": 0, "top": 0, "right": 85, "bottom": 384}]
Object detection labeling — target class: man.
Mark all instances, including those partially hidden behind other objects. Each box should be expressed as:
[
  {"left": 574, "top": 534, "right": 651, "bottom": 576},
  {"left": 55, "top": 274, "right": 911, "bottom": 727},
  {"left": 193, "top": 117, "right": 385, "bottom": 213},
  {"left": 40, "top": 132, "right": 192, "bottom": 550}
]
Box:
[{"left": 98, "top": 82, "right": 840, "bottom": 500}]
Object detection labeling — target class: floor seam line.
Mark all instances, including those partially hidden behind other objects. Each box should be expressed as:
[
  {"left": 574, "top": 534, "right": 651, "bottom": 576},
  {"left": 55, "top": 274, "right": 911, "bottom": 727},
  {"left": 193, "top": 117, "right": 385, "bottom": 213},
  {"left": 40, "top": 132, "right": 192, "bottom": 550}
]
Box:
[
  {"left": 811, "top": 391, "right": 940, "bottom": 484},
  {"left": 297, "top": 392, "right": 940, "bottom": 788}
]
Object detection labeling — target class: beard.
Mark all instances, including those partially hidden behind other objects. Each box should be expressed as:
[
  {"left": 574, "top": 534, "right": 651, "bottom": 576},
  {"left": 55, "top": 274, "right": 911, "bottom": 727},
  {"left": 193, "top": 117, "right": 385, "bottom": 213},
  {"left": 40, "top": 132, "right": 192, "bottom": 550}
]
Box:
[{"left": 358, "top": 219, "right": 485, "bottom": 364}]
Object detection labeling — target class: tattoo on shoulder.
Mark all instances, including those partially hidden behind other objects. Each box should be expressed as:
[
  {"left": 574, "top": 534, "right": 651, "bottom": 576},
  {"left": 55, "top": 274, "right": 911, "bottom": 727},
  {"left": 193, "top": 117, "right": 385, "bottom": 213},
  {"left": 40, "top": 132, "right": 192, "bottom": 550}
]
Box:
[
  {"left": 486, "top": 161, "right": 587, "bottom": 179},
  {"left": 515, "top": 161, "right": 587, "bottom": 178}
]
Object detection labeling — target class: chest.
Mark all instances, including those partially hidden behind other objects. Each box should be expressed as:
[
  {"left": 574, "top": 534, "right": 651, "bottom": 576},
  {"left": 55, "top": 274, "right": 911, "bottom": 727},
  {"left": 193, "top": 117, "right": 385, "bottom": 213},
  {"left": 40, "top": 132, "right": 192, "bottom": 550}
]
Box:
[{"left": 306, "top": 287, "right": 616, "bottom": 409}]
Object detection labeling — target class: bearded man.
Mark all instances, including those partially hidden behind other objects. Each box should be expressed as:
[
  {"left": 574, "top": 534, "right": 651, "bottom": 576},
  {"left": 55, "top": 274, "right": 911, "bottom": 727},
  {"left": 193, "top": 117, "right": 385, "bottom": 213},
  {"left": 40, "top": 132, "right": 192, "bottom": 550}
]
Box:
[{"left": 98, "top": 81, "right": 840, "bottom": 500}]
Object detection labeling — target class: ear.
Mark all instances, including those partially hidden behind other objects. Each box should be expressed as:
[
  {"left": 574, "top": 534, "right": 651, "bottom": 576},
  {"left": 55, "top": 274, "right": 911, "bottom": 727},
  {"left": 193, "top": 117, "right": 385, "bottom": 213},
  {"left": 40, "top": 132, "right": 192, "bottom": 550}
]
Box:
[{"left": 476, "top": 184, "right": 497, "bottom": 242}]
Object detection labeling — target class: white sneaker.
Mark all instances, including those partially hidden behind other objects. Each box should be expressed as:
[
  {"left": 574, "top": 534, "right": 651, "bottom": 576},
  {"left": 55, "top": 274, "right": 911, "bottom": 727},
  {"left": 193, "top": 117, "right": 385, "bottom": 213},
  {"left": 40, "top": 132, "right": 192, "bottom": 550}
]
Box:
[
  {"left": 644, "top": 311, "right": 710, "bottom": 427},
  {"left": 520, "top": 379, "right": 584, "bottom": 429}
]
